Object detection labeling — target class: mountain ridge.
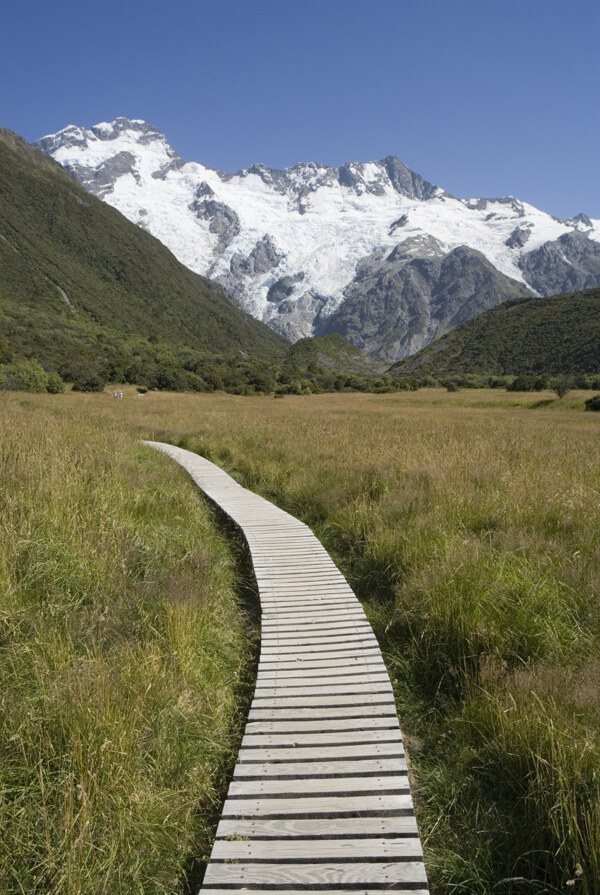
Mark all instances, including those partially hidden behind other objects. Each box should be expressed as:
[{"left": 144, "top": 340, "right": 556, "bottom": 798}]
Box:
[
  {"left": 389, "top": 286, "right": 600, "bottom": 377},
  {"left": 36, "top": 118, "right": 600, "bottom": 360},
  {"left": 0, "top": 125, "right": 287, "bottom": 384}
]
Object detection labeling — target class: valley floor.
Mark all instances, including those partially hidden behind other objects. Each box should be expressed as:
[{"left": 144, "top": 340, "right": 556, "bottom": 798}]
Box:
[{"left": 1, "top": 388, "right": 599, "bottom": 894}]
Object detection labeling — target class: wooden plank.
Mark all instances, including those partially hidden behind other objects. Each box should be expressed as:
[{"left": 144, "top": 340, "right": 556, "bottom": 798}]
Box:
[
  {"left": 259, "top": 642, "right": 380, "bottom": 657},
  {"left": 258, "top": 567, "right": 349, "bottom": 573},
  {"left": 258, "top": 577, "right": 350, "bottom": 586},
  {"left": 254, "top": 545, "right": 333, "bottom": 551},
  {"left": 261, "top": 632, "right": 378, "bottom": 647},
  {"left": 260, "top": 602, "right": 359, "bottom": 611},
  {"left": 220, "top": 792, "right": 414, "bottom": 817},
  {"left": 261, "top": 619, "right": 370, "bottom": 629},
  {"left": 259, "top": 660, "right": 389, "bottom": 686},
  {"left": 252, "top": 684, "right": 393, "bottom": 700},
  {"left": 244, "top": 716, "right": 399, "bottom": 734},
  {"left": 202, "top": 860, "right": 428, "bottom": 886},
  {"left": 233, "top": 758, "right": 408, "bottom": 778},
  {"left": 259, "top": 670, "right": 386, "bottom": 682},
  {"left": 261, "top": 596, "right": 360, "bottom": 606},
  {"left": 263, "top": 607, "right": 362, "bottom": 615},
  {"left": 262, "top": 613, "right": 366, "bottom": 624},
  {"left": 262, "top": 618, "right": 373, "bottom": 640},
  {"left": 260, "top": 606, "right": 361, "bottom": 616},
  {"left": 260, "top": 641, "right": 379, "bottom": 665},
  {"left": 237, "top": 742, "right": 404, "bottom": 762},
  {"left": 260, "top": 595, "right": 357, "bottom": 606},
  {"left": 255, "top": 667, "right": 389, "bottom": 680},
  {"left": 211, "top": 837, "right": 422, "bottom": 860},
  {"left": 203, "top": 889, "right": 429, "bottom": 895},
  {"left": 261, "top": 633, "right": 375, "bottom": 645},
  {"left": 259, "top": 579, "right": 353, "bottom": 587},
  {"left": 262, "top": 618, "right": 371, "bottom": 630},
  {"left": 262, "top": 601, "right": 362, "bottom": 611},
  {"left": 247, "top": 694, "right": 394, "bottom": 709},
  {"left": 249, "top": 706, "right": 399, "bottom": 720},
  {"left": 255, "top": 671, "right": 392, "bottom": 685},
  {"left": 261, "top": 621, "right": 371, "bottom": 631},
  {"left": 215, "top": 815, "right": 419, "bottom": 838},
  {"left": 261, "top": 595, "right": 358, "bottom": 604},
  {"left": 241, "top": 729, "right": 402, "bottom": 748},
  {"left": 261, "top": 588, "right": 348, "bottom": 598},
  {"left": 259, "top": 652, "right": 382, "bottom": 668},
  {"left": 228, "top": 775, "right": 409, "bottom": 797},
  {"left": 253, "top": 676, "right": 391, "bottom": 691},
  {"left": 257, "top": 652, "right": 385, "bottom": 666},
  {"left": 254, "top": 562, "right": 345, "bottom": 571},
  {"left": 262, "top": 615, "right": 366, "bottom": 625},
  {"left": 259, "top": 644, "right": 381, "bottom": 657}
]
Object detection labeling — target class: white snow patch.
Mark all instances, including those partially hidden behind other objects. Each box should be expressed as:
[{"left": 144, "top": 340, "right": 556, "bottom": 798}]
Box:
[{"left": 38, "top": 117, "right": 600, "bottom": 331}]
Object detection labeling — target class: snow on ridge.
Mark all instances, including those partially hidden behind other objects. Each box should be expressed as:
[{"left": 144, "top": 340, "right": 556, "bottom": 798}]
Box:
[
  {"left": 38, "top": 123, "right": 85, "bottom": 141},
  {"left": 36, "top": 117, "right": 600, "bottom": 336}
]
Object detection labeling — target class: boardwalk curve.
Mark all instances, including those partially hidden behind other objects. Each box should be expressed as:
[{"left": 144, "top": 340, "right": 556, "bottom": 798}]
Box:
[{"left": 145, "top": 442, "right": 429, "bottom": 895}]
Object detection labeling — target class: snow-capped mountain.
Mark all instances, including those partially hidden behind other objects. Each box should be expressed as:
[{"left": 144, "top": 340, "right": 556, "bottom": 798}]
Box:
[{"left": 36, "top": 118, "right": 600, "bottom": 360}]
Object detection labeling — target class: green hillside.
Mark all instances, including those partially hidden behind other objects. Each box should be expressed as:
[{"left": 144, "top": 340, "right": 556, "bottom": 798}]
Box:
[
  {"left": 390, "top": 287, "right": 600, "bottom": 377},
  {"left": 0, "top": 127, "right": 287, "bottom": 383},
  {"left": 286, "top": 333, "right": 386, "bottom": 373}
]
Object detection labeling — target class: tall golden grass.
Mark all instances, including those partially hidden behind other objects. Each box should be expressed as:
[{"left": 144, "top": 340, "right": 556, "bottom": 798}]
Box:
[
  {"left": 154, "top": 387, "right": 600, "bottom": 895},
  {"left": 2, "top": 386, "right": 600, "bottom": 893},
  {"left": 0, "top": 392, "right": 256, "bottom": 894}
]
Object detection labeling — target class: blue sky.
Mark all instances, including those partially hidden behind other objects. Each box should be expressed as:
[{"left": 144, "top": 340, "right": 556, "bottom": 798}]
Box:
[{"left": 2, "top": 0, "right": 598, "bottom": 219}]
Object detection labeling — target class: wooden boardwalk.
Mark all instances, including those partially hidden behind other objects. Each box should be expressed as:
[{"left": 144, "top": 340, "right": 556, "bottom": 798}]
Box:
[{"left": 145, "top": 442, "right": 429, "bottom": 894}]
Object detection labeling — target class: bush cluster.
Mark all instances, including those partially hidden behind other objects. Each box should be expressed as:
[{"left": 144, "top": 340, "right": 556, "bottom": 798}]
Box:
[
  {"left": 0, "top": 359, "right": 65, "bottom": 393},
  {"left": 4, "top": 345, "right": 600, "bottom": 400}
]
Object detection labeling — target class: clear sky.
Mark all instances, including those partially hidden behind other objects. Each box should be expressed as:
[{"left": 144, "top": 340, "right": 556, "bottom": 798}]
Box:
[{"left": 2, "top": 0, "right": 598, "bottom": 219}]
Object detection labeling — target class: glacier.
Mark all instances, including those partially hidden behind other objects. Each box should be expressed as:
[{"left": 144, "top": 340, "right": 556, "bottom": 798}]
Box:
[{"left": 36, "top": 118, "right": 600, "bottom": 359}]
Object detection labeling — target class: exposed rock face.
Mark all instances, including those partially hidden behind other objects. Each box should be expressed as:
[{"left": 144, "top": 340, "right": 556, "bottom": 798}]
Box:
[
  {"left": 381, "top": 156, "right": 441, "bottom": 200},
  {"left": 464, "top": 196, "right": 526, "bottom": 217},
  {"left": 36, "top": 117, "right": 600, "bottom": 359},
  {"left": 63, "top": 151, "right": 140, "bottom": 198},
  {"left": 519, "top": 231, "right": 600, "bottom": 295},
  {"left": 317, "top": 239, "right": 531, "bottom": 360},
  {"left": 267, "top": 272, "right": 306, "bottom": 303},
  {"left": 569, "top": 213, "right": 593, "bottom": 231},
  {"left": 189, "top": 192, "right": 240, "bottom": 252},
  {"left": 213, "top": 236, "right": 282, "bottom": 310},
  {"left": 230, "top": 235, "right": 281, "bottom": 277},
  {"left": 389, "top": 214, "right": 409, "bottom": 234},
  {"left": 270, "top": 291, "right": 327, "bottom": 341},
  {"left": 505, "top": 225, "right": 532, "bottom": 249}
]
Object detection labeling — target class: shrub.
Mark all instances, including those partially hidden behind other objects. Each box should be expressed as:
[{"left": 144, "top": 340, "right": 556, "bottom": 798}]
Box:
[
  {"left": 507, "top": 374, "right": 537, "bottom": 392},
  {"left": 146, "top": 367, "right": 189, "bottom": 391},
  {"left": 488, "top": 376, "right": 510, "bottom": 389},
  {"left": 72, "top": 374, "right": 105, "bottom": 392},
  {"left": 584, "top": 394, "right": 600, "bottom": 412},
  {"left": 45, "top": 371, "right": 66, "bottom": 394},
  {"left": 0, "top": 359, "right": 49, "bottom": 392},
  {"left": 446, "top": 380, "right": 460, "bottom": 392},
  {"left": 551, "top": 375, "right": 574, "bottom": 399}
]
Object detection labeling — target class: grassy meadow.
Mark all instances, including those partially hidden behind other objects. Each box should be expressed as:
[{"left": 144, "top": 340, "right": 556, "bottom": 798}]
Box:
[
  {"left": 2, "top": 386, "right": 600, "bottom": 893},
  {"left": 0, "top": 393, "right": 257, "bottom": 894}
]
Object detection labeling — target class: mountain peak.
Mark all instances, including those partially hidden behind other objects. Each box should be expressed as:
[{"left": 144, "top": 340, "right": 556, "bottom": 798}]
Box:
[
  {"left": 35, "top": 118, "right": 600, "bottom": 359},
  {"left": 36, "top": 118, "right": 169, "bottom": 156}
]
